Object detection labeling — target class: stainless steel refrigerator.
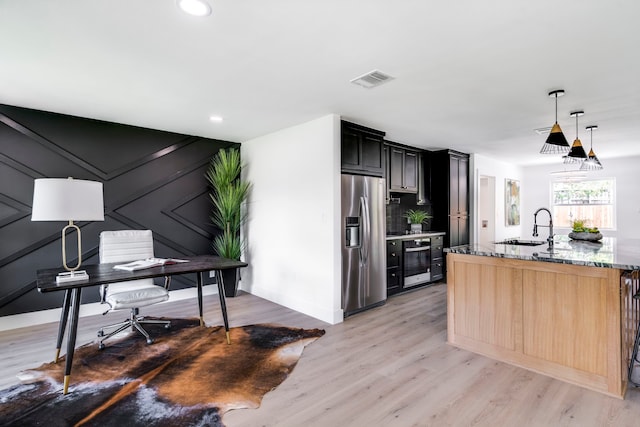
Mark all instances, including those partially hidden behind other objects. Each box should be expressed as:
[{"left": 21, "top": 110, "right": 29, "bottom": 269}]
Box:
[{"left": 341, "top": 174, "right": 387, "bottom": 317}]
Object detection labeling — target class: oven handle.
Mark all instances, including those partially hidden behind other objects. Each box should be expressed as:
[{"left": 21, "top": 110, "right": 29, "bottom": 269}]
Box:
[{"left": 405, "top": 246, "right": 431, "bottom": 253}]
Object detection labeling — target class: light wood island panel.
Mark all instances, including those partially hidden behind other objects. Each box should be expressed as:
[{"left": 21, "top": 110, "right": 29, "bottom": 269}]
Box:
[{"left": 447, "top": 253, "right": 627, "bottom": 398}]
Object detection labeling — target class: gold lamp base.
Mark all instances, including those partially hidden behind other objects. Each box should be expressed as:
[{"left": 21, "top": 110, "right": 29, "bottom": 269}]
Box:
[{"left": 57, "top": 220, "right": 89, "bottom": 283}]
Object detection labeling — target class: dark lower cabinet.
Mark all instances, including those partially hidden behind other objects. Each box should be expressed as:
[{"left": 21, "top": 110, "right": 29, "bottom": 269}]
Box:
[
  {"left": 386, "top": 234, "right": 445, "bottom": 296},
  {"left": 386, "top": 240, "right": 402, "bottom": 296},
  {"left": 430, "top": 235, "right": 444, "bottom": 282},
  {"left": 449, "top": 216, "right": 469, "bottom": 247}
]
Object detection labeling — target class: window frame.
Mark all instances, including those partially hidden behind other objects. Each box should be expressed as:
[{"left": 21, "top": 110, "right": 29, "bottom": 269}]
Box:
[{"left": 549, "top": 177, "right": 617, "bottom": 231}]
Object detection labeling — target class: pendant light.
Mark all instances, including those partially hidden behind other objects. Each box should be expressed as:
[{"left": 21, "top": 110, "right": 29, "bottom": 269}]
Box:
[
  {"left": 540, "top": 90, "right": 570, "bottom": 154},
  {"left": 580, "top": 125, "right": 603, "bottom": 170},
  {"left": 563, "top": 111, "right": 587, "bottom": 164}
]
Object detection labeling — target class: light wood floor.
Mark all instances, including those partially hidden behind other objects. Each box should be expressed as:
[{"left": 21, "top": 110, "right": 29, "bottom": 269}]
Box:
[{"left": 2, "top": 283, "right": 640, "bottom": 426}]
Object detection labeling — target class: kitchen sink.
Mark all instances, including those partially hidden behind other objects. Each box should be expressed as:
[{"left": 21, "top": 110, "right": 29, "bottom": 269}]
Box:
[{"left": 495, "top": 239, "right": 547, "bottom": 246}]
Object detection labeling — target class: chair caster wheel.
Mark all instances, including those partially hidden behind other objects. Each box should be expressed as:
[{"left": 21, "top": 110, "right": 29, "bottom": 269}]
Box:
[
  {"left": 146, "top": 338, "right": 154, "bottom": 345},
  {"left": 98, "top": 343, "right": 105, "bottom": 350}
]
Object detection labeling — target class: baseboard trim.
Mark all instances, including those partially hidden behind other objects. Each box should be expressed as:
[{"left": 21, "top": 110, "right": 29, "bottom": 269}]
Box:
[{"left": 0, "top": 285, "right": 220, "bottom": 332}]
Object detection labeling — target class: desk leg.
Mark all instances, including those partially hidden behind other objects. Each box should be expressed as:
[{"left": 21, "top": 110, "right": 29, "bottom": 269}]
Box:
[
  {"left": 63, "top": 288, "right": 82, "bottom": 395},
  {"left": 215, "top": 270, "right": 231, "bottom": 345},
  {"left": 197, "top": 272, "right": 204, "bottom": 327},
  {"left": 54, "top": 289, "right": 72, "bottom": 363}
]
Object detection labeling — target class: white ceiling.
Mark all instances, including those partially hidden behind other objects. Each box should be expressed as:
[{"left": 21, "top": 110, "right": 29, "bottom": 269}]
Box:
[{"left": 1, "top": 0, "right": 639, "bottom": 166}]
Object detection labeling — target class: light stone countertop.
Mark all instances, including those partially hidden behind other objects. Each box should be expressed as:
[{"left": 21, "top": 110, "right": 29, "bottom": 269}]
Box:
[{"left": 444, "top": 235, "right": 640, "bottom": 270}]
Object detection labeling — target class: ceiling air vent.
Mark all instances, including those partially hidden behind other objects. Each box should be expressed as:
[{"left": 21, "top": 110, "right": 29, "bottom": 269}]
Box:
[
  {"left": 534, "top": 126, "right": 554, "bottom": 135},
  {"left": 350, "top": 70, "right": 394, "bottom": 89}
]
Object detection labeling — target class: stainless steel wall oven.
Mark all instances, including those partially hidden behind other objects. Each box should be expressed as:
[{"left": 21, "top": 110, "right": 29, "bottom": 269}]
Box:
[{"left": 403, "top": 238, "right": 431, "bottom": 288}]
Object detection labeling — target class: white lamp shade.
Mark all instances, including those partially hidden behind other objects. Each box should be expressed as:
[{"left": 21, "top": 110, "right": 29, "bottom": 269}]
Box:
[{"left": 32, "top": 178, "right": 105, "bottom": 221}]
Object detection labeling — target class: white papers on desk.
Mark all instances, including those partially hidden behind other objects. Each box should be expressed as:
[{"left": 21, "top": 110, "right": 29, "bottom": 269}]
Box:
[{"left": 113, "top": 258, "right": 189, "bottom": 271}]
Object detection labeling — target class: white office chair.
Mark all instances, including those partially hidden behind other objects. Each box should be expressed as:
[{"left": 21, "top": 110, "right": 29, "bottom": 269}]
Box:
[{"left": 97, "top": 230, "right": 171, "bottom": 349}]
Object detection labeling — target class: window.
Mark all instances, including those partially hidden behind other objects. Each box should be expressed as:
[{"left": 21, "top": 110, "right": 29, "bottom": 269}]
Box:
[{"left": 551, "top": 178, "right": 615, "bottom": 229}]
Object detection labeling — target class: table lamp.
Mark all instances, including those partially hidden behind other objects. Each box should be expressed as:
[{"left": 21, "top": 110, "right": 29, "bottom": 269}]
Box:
[{"left": 32, "top": 177, "right": 105, "bottom": 283}]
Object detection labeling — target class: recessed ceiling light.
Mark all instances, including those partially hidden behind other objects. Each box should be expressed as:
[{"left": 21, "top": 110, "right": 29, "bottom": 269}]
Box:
[
  {"left": 209, "top": 115, "right": 223, "bottom": 123},
  {"left": 177, "top": 0, "right": 212, "bottom": 17}
]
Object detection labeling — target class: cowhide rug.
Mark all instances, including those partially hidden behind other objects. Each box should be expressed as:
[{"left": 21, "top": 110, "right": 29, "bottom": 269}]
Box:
[{"left": 0, "top": 318, "right": 324, "bottom": 426}]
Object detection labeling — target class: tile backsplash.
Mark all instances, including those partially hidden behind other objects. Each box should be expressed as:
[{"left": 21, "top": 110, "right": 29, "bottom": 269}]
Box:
[{"left": 386, "top": 193, "right": 433, "bottom": 235}]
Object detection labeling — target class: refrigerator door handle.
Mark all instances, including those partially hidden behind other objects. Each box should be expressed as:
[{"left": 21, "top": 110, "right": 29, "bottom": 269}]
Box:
[
  {"left": 359, "top": 196, "right": 370, "bottom": 265},
  {"left": 357, "top": 196, "right": 364, "bottom": 264}
]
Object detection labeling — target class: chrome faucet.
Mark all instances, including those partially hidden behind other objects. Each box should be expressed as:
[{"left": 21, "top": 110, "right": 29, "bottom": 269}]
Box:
[{"left": 533, "top": 207, "right": 554, "bottom": 250}]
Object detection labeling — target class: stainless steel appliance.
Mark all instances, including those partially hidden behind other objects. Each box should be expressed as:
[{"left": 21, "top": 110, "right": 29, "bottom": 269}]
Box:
[
  {"left": 402, "top": 238, "right": 431, "bottom": 288},
  {"left": 342, "top": 174, "right": 386, "bottom": 317}
]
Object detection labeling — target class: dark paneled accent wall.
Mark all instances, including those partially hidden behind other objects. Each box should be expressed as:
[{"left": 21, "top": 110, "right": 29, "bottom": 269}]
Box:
[{"left": 0, "top": 104, "right": 238, "bottom": 316}]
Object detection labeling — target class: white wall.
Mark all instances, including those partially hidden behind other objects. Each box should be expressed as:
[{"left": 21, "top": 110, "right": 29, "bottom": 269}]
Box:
[
  {"left": 521, "top": 155, "right": 640, "bottom": 239},
  {"left": 240, "top": 114, "right": 342, "bottom": 324},
  {"left": 478, "top": 176, "right": 496, "bottom": 246},
  {"left": 471, "top": 154, "right": 524, "bottom": 242}
]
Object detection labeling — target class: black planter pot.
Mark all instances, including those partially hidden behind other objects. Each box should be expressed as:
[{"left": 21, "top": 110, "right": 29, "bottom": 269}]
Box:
[{"left": 220, "top": 268, "right": 240, "bottom": 297}]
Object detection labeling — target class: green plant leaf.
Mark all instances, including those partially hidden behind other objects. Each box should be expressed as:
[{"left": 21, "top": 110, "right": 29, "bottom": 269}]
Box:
[
  {"left": 403, "top": 209, "right": 432, "bottom": 224},
  {"left": 206, "top": 148, "right": 251, "bottom": 259},
  {"left": 205, "top": 148, "right": 243, "bottom": 192},
  {"left": 212, "top": 231, "right": 243, "bottom": 260}
]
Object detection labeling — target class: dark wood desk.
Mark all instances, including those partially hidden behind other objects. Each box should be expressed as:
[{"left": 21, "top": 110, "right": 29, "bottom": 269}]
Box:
[{"left": 37, "top": 255, "right": 247, "bottom": 394}]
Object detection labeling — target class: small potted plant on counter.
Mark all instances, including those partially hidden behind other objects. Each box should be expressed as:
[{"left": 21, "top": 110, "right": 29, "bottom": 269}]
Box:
[
  {"left": 404, "top": 209, "right": 432, "bottom": 234},
  {"left": 568, "top": 218, "right": 603, "bottom": 241}
]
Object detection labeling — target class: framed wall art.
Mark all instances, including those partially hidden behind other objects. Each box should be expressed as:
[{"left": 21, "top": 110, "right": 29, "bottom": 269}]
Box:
[{"left": 505, "top": 178, "right": 520, "bottom": 226}]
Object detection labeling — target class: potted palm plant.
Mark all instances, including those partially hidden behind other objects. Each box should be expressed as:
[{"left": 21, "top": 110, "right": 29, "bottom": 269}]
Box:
[
  {"left": 205, "top": 148, "right": 251, "bottom": 297},
  {"left": 404, "top": 209, "right": 432, "bottom": 234}
]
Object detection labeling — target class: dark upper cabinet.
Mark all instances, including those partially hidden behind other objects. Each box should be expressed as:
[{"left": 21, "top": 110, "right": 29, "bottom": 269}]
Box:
[
  {"left": 388, "top": 146, "right": 418, "bottom": 193},
  {"left": 383, "top": 144, "right": 391, "bottom": 203},
  {"left": 389, "top": 147, "right": 403, "bottom": 189},
  {"left": 341, "top": 121, "right": 385, "bottom": 176},
  {"left": 429, "top": 150, "right": 470, "bottom": 248},
  {"left": 448, "top": 154, "right": 469, "bottom": 215},
  {"left": 416, "top": 152, "right": 429, "bottom": 205}
]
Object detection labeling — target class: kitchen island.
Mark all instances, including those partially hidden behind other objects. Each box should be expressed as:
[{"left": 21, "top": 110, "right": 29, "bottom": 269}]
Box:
[{"left": 445, "top": 236, "right": 640, "bottom": 398}]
